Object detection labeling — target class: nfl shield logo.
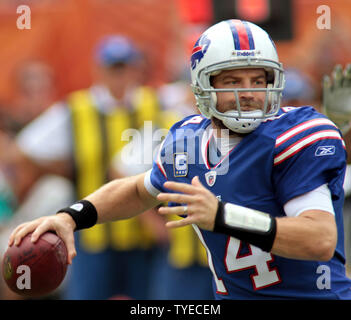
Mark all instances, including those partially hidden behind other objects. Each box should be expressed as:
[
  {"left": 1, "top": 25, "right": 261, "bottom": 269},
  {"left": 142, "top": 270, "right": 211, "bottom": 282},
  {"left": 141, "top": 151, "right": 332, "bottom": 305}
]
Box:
[{"left": 205, "top": 171, "right": 217, "bottom": 187}]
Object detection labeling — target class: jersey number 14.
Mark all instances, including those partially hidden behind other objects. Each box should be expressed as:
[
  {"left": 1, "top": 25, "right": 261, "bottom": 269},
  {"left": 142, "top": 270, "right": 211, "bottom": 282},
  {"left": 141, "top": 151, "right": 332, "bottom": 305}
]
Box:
[
  {"left": 224, "top": 238, "right": 281, "bottom": 290},
  {"left": 194, "top": 228, "right": 281, "bottom": 294}
]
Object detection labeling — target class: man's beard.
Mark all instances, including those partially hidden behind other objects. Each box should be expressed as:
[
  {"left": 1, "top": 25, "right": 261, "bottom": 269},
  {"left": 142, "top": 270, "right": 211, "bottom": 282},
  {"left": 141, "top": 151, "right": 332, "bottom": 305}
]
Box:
[
  {"left": 211, "top": 117, "right": 249, "bottom": 137},
  {"left": 211, "top": 99, "right": 264, "bottom": 136}
]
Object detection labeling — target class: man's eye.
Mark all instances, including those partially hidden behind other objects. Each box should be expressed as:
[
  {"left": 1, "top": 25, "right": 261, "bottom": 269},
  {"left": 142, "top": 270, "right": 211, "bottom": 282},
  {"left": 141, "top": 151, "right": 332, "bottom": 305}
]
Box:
[
  {"left": 254, "top": 80, "right": 266, "bottom": 85},
  {"left": 224, "top": 80, "right": 239, "bottom": 85}
]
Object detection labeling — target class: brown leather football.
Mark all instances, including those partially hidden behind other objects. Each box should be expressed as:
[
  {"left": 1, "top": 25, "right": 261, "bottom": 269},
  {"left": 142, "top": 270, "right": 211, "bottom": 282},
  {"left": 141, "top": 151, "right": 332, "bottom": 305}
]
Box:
[{"left": 2, "top": 231, "right": 68, "bottom": 297}]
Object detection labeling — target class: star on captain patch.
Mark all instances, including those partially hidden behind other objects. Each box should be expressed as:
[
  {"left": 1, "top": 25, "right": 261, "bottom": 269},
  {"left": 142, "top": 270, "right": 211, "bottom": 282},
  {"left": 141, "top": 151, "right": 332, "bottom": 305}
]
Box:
[
  {"left": 173, "top": 153, "right": 188, "bottom": 177},
  {"left": 205, "top": 170, "right": 217, "bottom": 187}
]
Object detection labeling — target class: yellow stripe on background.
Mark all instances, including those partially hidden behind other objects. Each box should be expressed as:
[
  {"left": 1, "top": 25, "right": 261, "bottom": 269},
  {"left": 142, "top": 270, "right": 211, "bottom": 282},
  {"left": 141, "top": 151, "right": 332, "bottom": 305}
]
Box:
[
  {"left": 69, "top": 90, "right": 108, "bottom": 252},
  {"left": 105, "top": 109, "right": 131, "bottom": 161}
]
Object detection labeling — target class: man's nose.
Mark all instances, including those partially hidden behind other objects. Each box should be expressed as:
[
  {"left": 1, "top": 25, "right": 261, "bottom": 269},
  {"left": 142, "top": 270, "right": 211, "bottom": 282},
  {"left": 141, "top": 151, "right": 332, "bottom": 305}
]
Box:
[
  {"left": 237, "top": 80, "right": 254, "bottom": 99},
  {"left": 238, "top": 89, "right": 254, "bottom": 100}
]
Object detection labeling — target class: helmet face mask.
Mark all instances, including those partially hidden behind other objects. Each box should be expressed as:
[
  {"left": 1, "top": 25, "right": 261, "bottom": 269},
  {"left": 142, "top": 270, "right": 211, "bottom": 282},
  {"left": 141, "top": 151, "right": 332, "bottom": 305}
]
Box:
[{"left": 190, "top": 20, "right": 285, "bottom": 134}]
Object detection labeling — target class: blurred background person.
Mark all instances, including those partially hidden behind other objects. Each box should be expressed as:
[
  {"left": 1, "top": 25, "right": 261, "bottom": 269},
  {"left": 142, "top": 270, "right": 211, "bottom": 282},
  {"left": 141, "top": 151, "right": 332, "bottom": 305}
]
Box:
[
  {"left": 10, "top": 61, "right": 56, "bottom": 133},
  {"left": 281, "top": 64, "right": 351, "bottom": 277},
  {"left": 0, "top": 57, "right": 66, "bottom": 300},
  {"left": 323, "top": 64, "right": 351, "bottom": 277},
  {"left": 0, "top": 35, "right": 171, "bottom": 300},
  {"left": 145, "top": 68, "right": 214, "bottom": 300},
  {"left": 0, "top": 61, "right": 56, "bottom": 135},
  {"left": 281, "top": 68, "right": 318, "bottom": 109}
]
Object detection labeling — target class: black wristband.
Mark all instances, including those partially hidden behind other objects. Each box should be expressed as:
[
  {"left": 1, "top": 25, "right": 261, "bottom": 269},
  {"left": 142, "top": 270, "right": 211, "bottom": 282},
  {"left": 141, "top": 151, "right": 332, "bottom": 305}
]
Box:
[
  {"left": 214, "top": 200, "right": 277, "bottom": 252},
  {"left": 56, "top": 200, "right": 98, "bottom": 231}
]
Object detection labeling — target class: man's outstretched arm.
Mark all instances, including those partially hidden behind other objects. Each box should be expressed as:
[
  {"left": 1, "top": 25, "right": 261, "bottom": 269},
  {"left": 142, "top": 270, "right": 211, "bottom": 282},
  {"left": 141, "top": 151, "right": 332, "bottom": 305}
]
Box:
[{"left": 8, "top": 172, "right": 160, "bottom": 264}]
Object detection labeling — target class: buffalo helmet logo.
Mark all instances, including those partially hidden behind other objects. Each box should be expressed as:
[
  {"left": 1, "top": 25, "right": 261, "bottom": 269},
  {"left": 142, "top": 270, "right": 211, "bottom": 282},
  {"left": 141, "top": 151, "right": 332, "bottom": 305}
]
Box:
[{"left": 190, "top": 34, "right": 211, "bottom": 70}]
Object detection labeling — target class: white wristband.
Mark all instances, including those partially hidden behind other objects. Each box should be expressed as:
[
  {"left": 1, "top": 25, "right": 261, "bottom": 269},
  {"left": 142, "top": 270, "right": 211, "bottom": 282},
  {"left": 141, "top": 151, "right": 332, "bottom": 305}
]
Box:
[{"left": 223, "top": 203, "right": 272, "bottom": 232}]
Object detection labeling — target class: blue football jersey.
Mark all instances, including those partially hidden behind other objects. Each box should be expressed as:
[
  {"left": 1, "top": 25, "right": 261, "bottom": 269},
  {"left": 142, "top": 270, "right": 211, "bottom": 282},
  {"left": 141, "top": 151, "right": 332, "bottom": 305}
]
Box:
[{"left": 144, "top": 107, "right": 351, "bottom": 299}]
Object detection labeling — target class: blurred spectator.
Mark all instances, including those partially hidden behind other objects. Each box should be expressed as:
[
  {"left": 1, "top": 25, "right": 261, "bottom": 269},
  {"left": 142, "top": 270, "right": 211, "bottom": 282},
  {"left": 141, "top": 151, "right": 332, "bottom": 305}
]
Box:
[
  {"left": 110, "top": 65, "right": 213, "bottom": 299},
  {"left": 144, "top": 70, "right": 213, "bottom": 300},
  {"left": 0, "top": 171, "right": 15, "bottom": 225},
  {"left": 6, "top": 61, "right": 56, "bottom": 133},
  {"left": 282, "top": 68, "right": 317, "bottom": 108},
  {"left": 344, "top": 165, "right": 351, "bottom": 278},
  {"left": 322, "top": 64, "right": 351, "bottom": 277},
  {"left": 276, "top": 65, "right": 351, "bottom": 277},
  {"left": 0, "top": 131, "right": 17, "bottom": 225},
  {"left": 0, "top": 35, "right": 172, "bottom": 300},
  {"left": 158, "top": 74, "right": 198, "bottom": 118}
]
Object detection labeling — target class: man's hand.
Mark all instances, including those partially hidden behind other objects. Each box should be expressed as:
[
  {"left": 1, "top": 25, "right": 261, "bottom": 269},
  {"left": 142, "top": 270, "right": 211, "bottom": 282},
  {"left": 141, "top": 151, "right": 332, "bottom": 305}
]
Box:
[
  {"left": 156, "top": 176, "right": 219, "bottom": 231},
  {"left": 323, "top": 64, "right": 351, "bottom": 135},
  {"left": 8, "top": 214, "right": 77, "bottom": 264}
]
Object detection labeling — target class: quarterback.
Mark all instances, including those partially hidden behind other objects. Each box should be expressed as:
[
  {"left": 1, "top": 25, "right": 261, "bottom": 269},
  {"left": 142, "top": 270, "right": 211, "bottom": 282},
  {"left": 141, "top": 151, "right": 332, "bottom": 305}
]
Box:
[{"left": 9, "top": 20, "right": 351, "bottom": 299}]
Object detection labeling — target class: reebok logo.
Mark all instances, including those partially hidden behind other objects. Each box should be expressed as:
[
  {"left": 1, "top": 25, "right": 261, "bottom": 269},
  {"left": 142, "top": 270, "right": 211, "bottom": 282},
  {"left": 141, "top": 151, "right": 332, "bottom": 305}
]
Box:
[{"left": 315, "top": 145, "right": 335, "bottom": 156}]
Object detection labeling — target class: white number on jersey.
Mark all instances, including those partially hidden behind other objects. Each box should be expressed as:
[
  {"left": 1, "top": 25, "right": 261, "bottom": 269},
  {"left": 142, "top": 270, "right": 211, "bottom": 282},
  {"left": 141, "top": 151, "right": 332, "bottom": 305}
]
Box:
[
  {"left": 193, "top": 227, "right": 281, "bottom": 294},
  {"left": 225, "top": 237, "right": 281, "bottom": 290}
]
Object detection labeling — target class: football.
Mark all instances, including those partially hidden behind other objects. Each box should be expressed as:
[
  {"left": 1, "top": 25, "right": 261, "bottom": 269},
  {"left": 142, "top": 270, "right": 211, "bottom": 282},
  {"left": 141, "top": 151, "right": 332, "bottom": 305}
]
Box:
[{"left": 2, "top": 231, "right": 68, "bottom": 297}]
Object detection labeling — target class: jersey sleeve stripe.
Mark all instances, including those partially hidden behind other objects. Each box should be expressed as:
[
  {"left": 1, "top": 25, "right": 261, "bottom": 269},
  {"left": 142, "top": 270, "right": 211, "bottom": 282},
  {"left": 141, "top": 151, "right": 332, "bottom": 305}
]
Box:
[
  {"left": 180, "top": 115, "right": 204, "bottom": 127},
  {"left": 144, "top": 169, "right": 162, "bottom": 197},
  {"left": 157, "top": 161, "right": 167, "bottom": 179},
  {"left": 156, "top": 139, "right": 168, "bottom": 179},
  {"left": 275, "top": 118, "right": 337, "bottom": 148},
  {"left": 201, "top": 126, "right": 213, "bottom": 170},
  {"left": 274, "top": 130, "right": 344, "bottom": 166}
]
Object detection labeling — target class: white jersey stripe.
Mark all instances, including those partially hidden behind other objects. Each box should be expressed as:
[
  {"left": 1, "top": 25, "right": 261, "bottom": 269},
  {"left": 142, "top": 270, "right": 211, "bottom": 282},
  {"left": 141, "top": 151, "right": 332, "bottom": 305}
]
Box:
[
  {"left": 192, "top": 224, "right": 228, "bottom": 295},
  {"left": 143, "top": 169, "right": 162, "bottom": 197},
  {"left": 156, "top": 138, "right": 167, "bottom": 179},
  {"left": 274, "top": 130, "right": 343, "bottom": 166},
  {"left": 275, "top": 118, "right": 337, "bottom": 148},
  {"left": 201, "top": 125, "right": 213, "bottom": 170}
]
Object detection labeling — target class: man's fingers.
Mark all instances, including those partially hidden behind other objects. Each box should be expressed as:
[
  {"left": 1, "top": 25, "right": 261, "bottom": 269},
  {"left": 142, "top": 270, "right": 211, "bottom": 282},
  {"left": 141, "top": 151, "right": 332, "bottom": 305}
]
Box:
[
  {"left": 322, "top": 75, "right": 331, "bottom": 113},
  {"left": 8, "top": 224, "right": 25, "bottom": 246},
  {"left": 158, "top": 205, "right": 188, "bottom": 216},
  {"left": 343, "top": 63, "right": 351, "bottom": 87},
  {"left": 32, "top": 222, "right": 76, "bottom": 265},
  {"left": 165, "top": 217, "right": 193, "bottom": 228},
  {"left": 56, "top": 230, "right": 76, "bottom": 265},
  {"left": 322, "top": 75, "right": 331, "bottom": 92},
  {"left": 12, "top": 221, "right": 41, "bottom": 246},
  {"left": 191, "top": 175, "right": 203, "bottom": 187},
  {"left": 7, "top": 214, "right": 77, "bottom": 265},
  {"left": 332, "top": 64, "right": 343, "bottom": 89},
  {"left": 30, "top": 221, "right": 52, "bottom": 243},
  {"left": 157, "top": 192, "right": 195, "bottom": 204},
  {"left": 163, "top": 181, "right": 198, "bottom": 194}
]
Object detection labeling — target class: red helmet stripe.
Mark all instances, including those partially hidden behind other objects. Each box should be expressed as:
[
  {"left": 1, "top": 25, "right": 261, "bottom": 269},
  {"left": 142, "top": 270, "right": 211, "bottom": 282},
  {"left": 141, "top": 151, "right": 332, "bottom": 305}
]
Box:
[{"left": 228, "top": 19, "right": 251, "bottom": 50}]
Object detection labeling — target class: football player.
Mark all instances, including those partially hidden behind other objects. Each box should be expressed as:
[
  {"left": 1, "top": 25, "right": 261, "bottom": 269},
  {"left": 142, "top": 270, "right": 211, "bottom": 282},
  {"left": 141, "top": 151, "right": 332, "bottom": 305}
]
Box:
[{"left": 8, "top": 20, "right": 351, "bottom": 299}]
